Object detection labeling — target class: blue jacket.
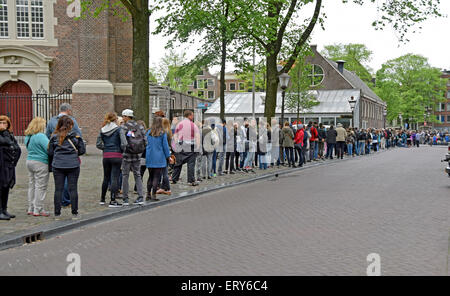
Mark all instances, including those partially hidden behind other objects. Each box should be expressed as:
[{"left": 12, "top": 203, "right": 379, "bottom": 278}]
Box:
[
  {"left": 45, "top": 114, "right": 82, "bottom": 139},
  {"left": 145, "top": 131, "right": 170, "bottom": 168},
  {"left": 96, "top": 123, "right": 127, "bottom": 154}
]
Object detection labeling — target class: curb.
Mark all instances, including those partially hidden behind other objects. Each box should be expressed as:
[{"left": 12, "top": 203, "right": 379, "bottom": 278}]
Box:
[{"left": 0, "top": 148, "right": 391, "bottom": 251}]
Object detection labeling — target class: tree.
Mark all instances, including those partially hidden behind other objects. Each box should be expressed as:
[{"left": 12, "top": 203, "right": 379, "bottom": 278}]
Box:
[
  {"left": 236, "top": 60, "right": 267, "bottom": 92},
  {"left": 80, "top": 0, "right": 150, "bottom": 125},
  {"left": 154, "top": 0, "right": 245, "bottom": 120},
  {"left": 321, "top": 43, "right": 374, "bottom": 86},
  {"left": 375, "top": 54, "right": 446, "bottom": 127},
  {"left": 236, "top": 0, "right": 443, "bottom": 120}
]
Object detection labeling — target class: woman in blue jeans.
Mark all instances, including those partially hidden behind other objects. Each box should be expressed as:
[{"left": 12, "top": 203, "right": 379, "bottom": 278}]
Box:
[
  {"left": 156, "top": 118, "right": 172, "bottom": 195},
  {"left": 48, "top": 116, "right": 85, "bottom": 219}
]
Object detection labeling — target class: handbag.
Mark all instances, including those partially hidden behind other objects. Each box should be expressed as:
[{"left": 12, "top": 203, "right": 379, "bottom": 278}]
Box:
[{"left": 169, "top": 154, "right": 176, "bottom": 165}]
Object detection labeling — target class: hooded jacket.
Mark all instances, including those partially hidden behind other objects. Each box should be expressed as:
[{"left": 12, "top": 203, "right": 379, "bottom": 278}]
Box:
[
  {"left": 281, "top": 126, "right": 294, "bottom": 148},
  {"left": 96, "top": 122, "right": 128, "bottom": 157}
]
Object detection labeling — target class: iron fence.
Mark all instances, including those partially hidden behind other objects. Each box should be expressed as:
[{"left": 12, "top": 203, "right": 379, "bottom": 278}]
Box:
[{"left": 0, "top": 88, "right": 72, "bottom": 143}]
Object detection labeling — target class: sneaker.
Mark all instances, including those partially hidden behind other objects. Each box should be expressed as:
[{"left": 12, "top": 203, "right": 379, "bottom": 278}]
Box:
[
  {"left": 156, "top": 188, "right": 165, "bottom": 194},
  {"left": 123, "top": 198, "right": 129, "bottom": 206},
  {"left": 109, "top": 200, "right": 122, "bottom": 208},
  {"left": 33, "top": 211, "right": 50, "bottom": 217},
  {"left": 54, "top": 214, "right": 61, "bottom": 221},
  {"left": 72, "top": 214, "right": 79, "bottom": 220},
  {"left": 134, "top": 197, "right": 144, "bottom": 205},
  {"left": 230, "top": 171, "right": 235, "bottom": 175},
  {"left": 99, "top": 199, "right": 105, "bottom": 205},
  {"left": 190, "top": 182, "right": 199, "bottom": 186}
]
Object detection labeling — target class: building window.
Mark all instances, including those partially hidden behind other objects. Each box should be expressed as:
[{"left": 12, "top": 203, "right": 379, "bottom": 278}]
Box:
[
  {"left": 229, "top": 83, "right": 236, "bottom": 91},
  {"left": 447, "top": 91, "right": 450, "bottom": 99},
  {"left": 447, "top": 103, "right": 450, "bottom": 112},
  {"left": 0, "top": 0, "right": 8, "bottom": 38},
  {"left": 208, "top": 91, "right": 214, "bottom": 99},
  {"left": 447, "top": 115, "right": 450, "bottom": 123},
  {"left": 198, "top": 90, "right": 204, "bottom": 98},
  {"left": 196, "top": 80, "right": 203, "bottom": 89},
  {"left": 187, "top": 91, "right": 193, "bottom": 95},
  {"left": 441, "top": 115, "right": 445, "bottom": 123},
  {"left": 207, "top": 79, "right": 214, "bottom": 86},
  {"left": 239, "top": 82, "right": 245, "bottom": 90},
  {"left": 308, "top": 64, "right": 324, "bottom": 86},
  {"left": 16, "top": 0, "right": 44, "bottom": 39},
  {"left": 441, "top": 103, "right": 446, "bottom": 111}
]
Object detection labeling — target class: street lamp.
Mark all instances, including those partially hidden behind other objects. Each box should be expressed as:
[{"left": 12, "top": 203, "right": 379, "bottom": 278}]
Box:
[
  {"left": 279, "top": 72, "right": 290, "bottom": 124},
  {"left": 348, "top": 96, "right": 357, "bottom": 128}
]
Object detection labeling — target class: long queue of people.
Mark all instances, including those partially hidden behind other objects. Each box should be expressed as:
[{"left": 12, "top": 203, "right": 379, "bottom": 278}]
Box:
[{"left": 1, "top": 103, "right": 431, "bottom": 221}]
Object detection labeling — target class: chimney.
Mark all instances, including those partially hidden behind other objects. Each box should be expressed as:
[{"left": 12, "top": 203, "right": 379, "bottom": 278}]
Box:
[
  {"left": 336, "top": 60, "right": 346, "bottom": 74},
  {"left": 310, "top": 44, "right": 317, "bottom": 52}
]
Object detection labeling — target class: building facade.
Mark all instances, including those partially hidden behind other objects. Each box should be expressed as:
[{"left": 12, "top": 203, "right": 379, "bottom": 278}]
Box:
[
  {"left": 187, "top": 69, "right": 247, "bottom": 100},
  {"left": 434, "top": 70, "right": 450, "bottom": 132},
  {"left": 0, "top": 0, "right": 133, "bottom": 142}
]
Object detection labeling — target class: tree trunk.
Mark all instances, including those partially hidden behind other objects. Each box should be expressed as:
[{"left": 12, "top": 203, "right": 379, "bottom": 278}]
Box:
[
  {"left": 264, "top": 54, "right": 279, "bottom": 121},
  {"left": 220, "top": 35, "right": 227, "bottom": 121},
  {"left": 131, "top": 7, "right": 150, "bottom": 126}
]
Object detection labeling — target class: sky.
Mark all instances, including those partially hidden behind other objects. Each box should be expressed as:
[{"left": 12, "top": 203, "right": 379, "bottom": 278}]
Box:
[{"left": 149, "top": 1, "right": 450, "bottom": 75}]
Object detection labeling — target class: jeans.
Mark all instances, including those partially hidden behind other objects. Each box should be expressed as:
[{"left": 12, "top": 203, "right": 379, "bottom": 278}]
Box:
[
  {"left": 258, "top": 154, "right": 268, "bottom": 169},
  {"left": 358, "top": 142, "right": 365, "bottom": 155},
  {"left": 201, "top": 153, "right": 213, "bottom": 178},
  {"left": 294, "top": 145, "right": 303, "bottom": 166},
  {"left": 284, "top": 147, "right": 294, "bottom": 165},
  {"left": 217, "top": 150, "right": 225, "bottom": 174},
  {"left": 147, "top": 167, "right": 163, "bottom": 196},
  {"left": 347, "top": 144, "right": 353, "bottom": 156},
  {"left": 159, "top": 166, "right": 170, "bottom": 191},
  {"left": 53, "top": 167, "right": 80, "bottom": 215},
  {"left": 62, "top": 178, "right": 71, "bottom": 206},
  {"left": 212, "top": 150, "right": 217, "bottom": 174},
  {"left": 172, "top": 152, "right": 197, "bottom": 183},
  {"left": 101, "top": 157, "right": 122, "bottom": 201},
  {"left": 244, "top": 151, "right": 255, "bottom": 168},
  {"left": 26, "top": 160, "right": 49, "bottom": 214},
  {"left": 326, "top": 143, "right": 335, "bottom": 158},
  {"left": 195, "top": 153, "right": 202, "bottom": 180},
  {"left": 318, "top": 141, "right": 325, "bottom": 158},
  {"left": 122, "top": 160, "right": 144, "bottom": 199},
  {"left": 240, "top": 152, "right": 248, "bottom": 168}
]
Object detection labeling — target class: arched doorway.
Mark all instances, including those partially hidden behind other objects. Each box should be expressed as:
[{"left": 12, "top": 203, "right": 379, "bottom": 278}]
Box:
[{"left": 0, "top": 80, "right": 33, "bottom": 136}]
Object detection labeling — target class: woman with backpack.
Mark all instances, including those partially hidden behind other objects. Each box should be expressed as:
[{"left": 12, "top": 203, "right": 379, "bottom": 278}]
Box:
[
  {"left": 48, "top": 116, "right": 85, "bottom": 219},
  {"left": 0, "top": 115, "right": 21, "bottom": 220},
  {"left": 145, "top": 116, "right": 171, "bottom": 201},
  {"left": 25, "top": 117, "right": 50, "bottom": 216},
  {"left": 96, "top": 112, "right": 127, "bottom": 208}
]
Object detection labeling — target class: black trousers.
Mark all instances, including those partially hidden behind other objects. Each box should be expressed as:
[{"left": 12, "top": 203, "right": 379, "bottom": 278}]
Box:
[
  {"left": 147, "top": 167, "right": 163, "bottom": 196},
  {"left": 53, "top": 167, "right": 80, "bottom": 215},
  {"left": 172, "top": 152, "right": 197, "bottom": 183},
  {"left": 102, "top": 157, "right": 122, "bottom": 201},
  {"left": 0, "top": 186, "right": 10, "bottom": 213},
  {"left": 284, "top": 147, "right": 294, "bottom": 165},
  {"left": 294, "top": 145, "right": 303, "bottom": 166},
  {"left": 336, "top": 141, "right": 346, "bottom": 159},
  {"left": 225, "top": 152, "right": 235, "bottom": 172}
]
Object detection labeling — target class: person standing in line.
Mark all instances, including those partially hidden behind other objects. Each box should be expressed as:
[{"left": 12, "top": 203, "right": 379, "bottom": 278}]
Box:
[
  {"left": 45, "top": 103, "right": 82, "bottom": 208},
  {"left": 96, "top": 112, "right": 127, "bottom": 208},
  {"left": 243, "top": 119, "right": 257, "bottom": 172},
  {"left": 194, "top": 120, "right": 203, "bottom": 182},
  {"left": 156, "top": 117, "right": 173, "bottom": 196},
  {"left": 257, "top": 123, "right": 268, "bottom": 170},
  {"left": 358, "top": 129, "right": 367, "bottom": 155},
  {"left": 335, "top": 123, "right": 347, "bottom": 159},
  {"left": 282, "top": 122, "right": 296, "bottom": 167},
  {"left": 294, "top": 124, "right": 305, "bottom": 167},
  {"left": 121, "top": 109, "right": 147, "bottom": 205},
  {"left": 0, "top": 115, "right": 21, "bottom": 220},
  {"left": 145, "top": 117, "right": 171, "bottom": 201},
  {"left": 217, "top": 119, "right": 228, "bottom": 176},
  {"left": 47, "top": 116, "right": 85, "bottom": 219},
  {"left": 134, "top": 120, "right": 148, "bottom": 194},
  {"left": 224, "top": 120, "right": 235, "bottom": 174},
  {"left": 171, "top": 110, "right": 201, "bottom": 186},
  {"left": 201, "top": 120, "right": 214, "bottom": 179},
  {"left": 318, "top": 123, "right": 326, "bottom": 160},
  {"left": 325, "top": 125, "right": 337, "bottom": 159},
  {"left": 346, "top": 128, "right": 355, "bottom": 157},
  {"left": 25, "top": 117, "right": 50, "bottom": 216},
  {"left": 309, "top": 122, "right": 319, "bottom": 161},
  {"left": 233, "top": 122, "right": 241, "bottom": 172}
]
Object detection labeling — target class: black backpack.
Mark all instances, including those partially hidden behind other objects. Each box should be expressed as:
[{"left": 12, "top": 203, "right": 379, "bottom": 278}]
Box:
[{"left": 124, "top": 123, "right": 145, "bottom": 154}]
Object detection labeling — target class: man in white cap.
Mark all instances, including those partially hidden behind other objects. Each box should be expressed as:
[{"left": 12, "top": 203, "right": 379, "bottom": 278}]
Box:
[
  {"left": 335, "top": 123, "right": 347, "bottom": 159},
  {"left": 121, "top": 109, "right": 147, "bottom": 205}
]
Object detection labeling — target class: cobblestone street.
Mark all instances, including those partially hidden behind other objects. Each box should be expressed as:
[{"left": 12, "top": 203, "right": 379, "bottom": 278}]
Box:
[{"left": 0, "top": 145, "right": 448, "bottom": 275}]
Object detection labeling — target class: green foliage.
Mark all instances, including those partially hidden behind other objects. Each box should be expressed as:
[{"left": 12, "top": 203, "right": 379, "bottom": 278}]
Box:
[
  {"left": 235, "top": 60, "right": 266, "bottom": 92},
  {"left": 321, "top": 43, "right": 374, "bottom": 86},
  {"left": 375, "top": 54, "right": 446, "bottom": 125}
]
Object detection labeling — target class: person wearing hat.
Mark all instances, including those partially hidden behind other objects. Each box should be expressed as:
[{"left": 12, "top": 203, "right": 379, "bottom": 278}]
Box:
[
  {"left": 121, "top": 109, "right": 147, "bottom": 205},
  {"left": 335, "top": 123, "right": 347, "bottom": 159},
  {"left": 294, "top": 124, "right": 305, "bottom": 167}
]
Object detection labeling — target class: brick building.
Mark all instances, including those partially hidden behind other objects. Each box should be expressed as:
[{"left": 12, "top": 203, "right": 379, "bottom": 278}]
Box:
[
  {"left": 187, "top": 69, "right": 247, "bottom": 100},
  {"left": 0, "top": 0, "right": 133, "bottom": 142},
  {"left": 433, "top": 70, "right": 450, "bottom": 132}
]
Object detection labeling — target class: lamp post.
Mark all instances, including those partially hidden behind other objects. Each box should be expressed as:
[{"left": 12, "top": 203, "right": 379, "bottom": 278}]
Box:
[
  {"left": 399, "top": 112, "right": 403, "bottom": 129},
  {"left": 279, "top": 72, "right": 290, "bottom": 125},
  {"left": 425, "top": 106, "right": 432, "bottom": 129},
  {"left": 348, "top": 96, "right": 357, "bottom": 128},
  {"left": 383, "top": 107, "right": 387, "bottom": 129}
]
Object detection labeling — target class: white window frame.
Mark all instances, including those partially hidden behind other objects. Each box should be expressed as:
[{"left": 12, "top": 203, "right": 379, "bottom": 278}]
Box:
[
  {"left": 0, "top": 0, "right": 57, "bottom": 46},
  {"left": 229, "top": 83, "right": 236, "bottom": 91},
  {"left": 308, "top": 64, "right": 324, "bottom": 87},
  {"left": 207, "top": 78, "right": 214, "bottom": 86},
  {"left": 0, "top": 0, "right": 8, "bottom": 38}
]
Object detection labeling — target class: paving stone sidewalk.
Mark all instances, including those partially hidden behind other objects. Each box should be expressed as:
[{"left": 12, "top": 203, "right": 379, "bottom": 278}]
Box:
[{"left": 0, "top": 145, "right": 380, "bottom": 239}]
